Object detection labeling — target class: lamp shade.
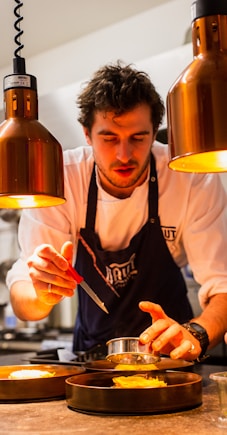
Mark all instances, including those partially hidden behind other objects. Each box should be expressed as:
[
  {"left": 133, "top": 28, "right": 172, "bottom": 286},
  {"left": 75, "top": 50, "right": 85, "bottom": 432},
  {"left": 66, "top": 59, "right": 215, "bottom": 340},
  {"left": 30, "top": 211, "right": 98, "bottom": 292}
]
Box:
[
  {"left": 167, "top": 0, "right": 227, "bottom": 172},
  {"left": 0, "top": 70, "right": 65, "bottom": 208}
]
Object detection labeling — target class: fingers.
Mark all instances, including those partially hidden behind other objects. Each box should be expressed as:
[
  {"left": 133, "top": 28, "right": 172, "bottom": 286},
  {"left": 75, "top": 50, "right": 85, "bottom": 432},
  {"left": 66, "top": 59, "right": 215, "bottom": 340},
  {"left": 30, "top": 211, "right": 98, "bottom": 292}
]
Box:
[
  {"left": 28, "top": 243, "right": 75, "bottom": 285},
  {"left": 61, "top": 241, "right": 73, "bottom": 263},
  {"left": 36, "top": 283, "right": 64, "bottom": 306},
  {"left": 28, "top": 254, "right": 76, "bottom": 289},
  {"left": 34, "top": 244, "right": 69, "bottom": 271},
  {"left": 139, "top": 301, "right": 175, "bottom": 345},
  {"left": 139, "top": 301, "right": 201, "bottom": 361},
  {"left": 140, "top": 321, "right": 199, "bottom": 361},
  {"left": 27, "top": 242, "right": 76, "bottom": 305},
  {"left": 140, "top": 320, "right": 182, "bottom": 355},
  {"left": 225, "top": 332, "right": 227, "bottom": 344},
  {"left": 139, "top": 301, "right": 169, "bottom": 322},
  {"left": 32, "top": 276, "right": 75, "bottom": 306},
  {"left": 170, "top": 341, "right": 196, "bottom": 361}
]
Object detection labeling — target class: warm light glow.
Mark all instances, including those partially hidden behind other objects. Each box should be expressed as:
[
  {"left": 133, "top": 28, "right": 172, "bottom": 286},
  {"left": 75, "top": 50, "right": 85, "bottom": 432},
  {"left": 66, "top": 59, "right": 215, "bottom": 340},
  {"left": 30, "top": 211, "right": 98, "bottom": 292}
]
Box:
[
  {"left": 168, "top": 150, "right": 227, "bottom": 173},
  {"left": 0, "top": 195, "right": 65, "bottom": 209}
]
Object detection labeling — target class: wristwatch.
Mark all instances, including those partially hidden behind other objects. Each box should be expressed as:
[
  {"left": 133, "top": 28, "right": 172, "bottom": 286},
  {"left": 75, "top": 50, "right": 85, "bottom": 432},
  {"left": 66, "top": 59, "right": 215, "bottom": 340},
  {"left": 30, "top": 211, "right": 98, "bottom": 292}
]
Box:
[{"left": 182, "top": 322, "right": 209, "bottom": 362}]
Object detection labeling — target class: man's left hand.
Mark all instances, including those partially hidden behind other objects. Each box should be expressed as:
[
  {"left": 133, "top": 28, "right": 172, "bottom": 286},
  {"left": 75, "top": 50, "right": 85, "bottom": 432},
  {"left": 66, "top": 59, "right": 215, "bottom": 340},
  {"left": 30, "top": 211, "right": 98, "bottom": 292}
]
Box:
[{"left": 139, "top": 301, "right": 201, "bottom": 361}]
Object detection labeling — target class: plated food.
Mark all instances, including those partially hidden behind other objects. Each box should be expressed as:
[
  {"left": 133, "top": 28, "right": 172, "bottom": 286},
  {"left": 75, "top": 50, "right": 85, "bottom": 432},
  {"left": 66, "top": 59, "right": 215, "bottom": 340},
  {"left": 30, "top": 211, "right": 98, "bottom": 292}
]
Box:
[
  {"left": 84, "top": 357, "right": 194, "bottom": 372},
  {"left": 112, "top": 374, "right": 167, "bottom": 388},
  {"left": 114, "top": 363, "right": 158, "bottom": 371},
  {"left": 0, "top": 364, "right": 85, "bottom": 402},
  {"left": 65, "top": 370, "right": 202, "bottom": 414},
  {"left": 8, "top": 369, "right": 55, "bottom": 380}
]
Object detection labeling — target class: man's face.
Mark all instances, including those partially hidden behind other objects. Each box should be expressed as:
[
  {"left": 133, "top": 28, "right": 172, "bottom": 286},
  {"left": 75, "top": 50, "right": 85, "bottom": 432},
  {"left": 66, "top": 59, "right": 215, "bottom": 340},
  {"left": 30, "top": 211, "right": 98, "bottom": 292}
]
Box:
[{"left": 83, "top": 104, "right": 155, "bottom": 198}]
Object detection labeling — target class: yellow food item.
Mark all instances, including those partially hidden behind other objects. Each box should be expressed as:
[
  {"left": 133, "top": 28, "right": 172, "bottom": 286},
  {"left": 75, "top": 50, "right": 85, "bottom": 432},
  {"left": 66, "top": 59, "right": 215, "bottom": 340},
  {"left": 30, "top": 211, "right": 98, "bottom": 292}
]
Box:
[
  {"left": 115, "top": 363, "right": 157, "bottom": 371},
  {"left": 112, "top": 375, "right": 167, "bottom": 388},
  {"left": 8, "top": 369, "right": 55, "bottom": 380}
]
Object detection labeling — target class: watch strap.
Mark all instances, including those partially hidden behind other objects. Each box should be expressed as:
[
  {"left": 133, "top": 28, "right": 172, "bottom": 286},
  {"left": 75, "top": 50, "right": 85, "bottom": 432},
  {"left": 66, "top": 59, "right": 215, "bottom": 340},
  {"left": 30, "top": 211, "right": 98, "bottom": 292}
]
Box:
[{"left": 182, "top": 321, "right": 209, "bottom": 362}]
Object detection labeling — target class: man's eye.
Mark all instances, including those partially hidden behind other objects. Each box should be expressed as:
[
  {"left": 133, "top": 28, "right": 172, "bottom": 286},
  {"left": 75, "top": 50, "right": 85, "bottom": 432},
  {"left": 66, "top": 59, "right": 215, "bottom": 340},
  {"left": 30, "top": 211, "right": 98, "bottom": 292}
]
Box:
[
  {"left": 103, "top": 136, "right": 117, "bottom": 142},
  {"left": 133, "top": 136, "right": 144, "bottom": 141}
]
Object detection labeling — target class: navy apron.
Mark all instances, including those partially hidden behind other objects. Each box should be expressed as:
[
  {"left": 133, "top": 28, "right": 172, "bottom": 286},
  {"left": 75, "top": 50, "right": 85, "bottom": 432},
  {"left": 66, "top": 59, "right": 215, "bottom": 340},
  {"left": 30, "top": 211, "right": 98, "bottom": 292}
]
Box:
[{"left": 73, "top": 153, "right": 193, "bottom": 351}]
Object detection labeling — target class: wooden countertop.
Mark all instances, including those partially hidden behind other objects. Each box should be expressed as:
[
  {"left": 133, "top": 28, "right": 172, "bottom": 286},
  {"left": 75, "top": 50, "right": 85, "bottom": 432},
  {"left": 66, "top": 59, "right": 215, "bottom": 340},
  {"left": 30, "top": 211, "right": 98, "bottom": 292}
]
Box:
[{"left": 0, "top": 353, "right": 226, "bottom": 435}]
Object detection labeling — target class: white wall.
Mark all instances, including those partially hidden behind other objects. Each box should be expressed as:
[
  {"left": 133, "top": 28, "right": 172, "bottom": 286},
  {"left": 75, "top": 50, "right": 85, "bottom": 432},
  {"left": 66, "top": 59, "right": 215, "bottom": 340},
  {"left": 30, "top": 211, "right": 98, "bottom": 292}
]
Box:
[
  {"left": 35, "top": 44, "right": 193, "bottom": 152},
  {"left": 0, "top": 0, "right": 194, "bottom": 154},
  {"left": 0, "top": 0, "right": 192, "bottom": 110}
]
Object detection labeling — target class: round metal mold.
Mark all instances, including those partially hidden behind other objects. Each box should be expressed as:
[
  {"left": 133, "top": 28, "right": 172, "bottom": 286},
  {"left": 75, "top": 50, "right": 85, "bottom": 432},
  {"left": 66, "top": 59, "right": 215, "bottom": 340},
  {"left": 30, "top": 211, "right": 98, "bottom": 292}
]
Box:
[{"left": 106, "top": 337, "right": 160, "bottom": 365}]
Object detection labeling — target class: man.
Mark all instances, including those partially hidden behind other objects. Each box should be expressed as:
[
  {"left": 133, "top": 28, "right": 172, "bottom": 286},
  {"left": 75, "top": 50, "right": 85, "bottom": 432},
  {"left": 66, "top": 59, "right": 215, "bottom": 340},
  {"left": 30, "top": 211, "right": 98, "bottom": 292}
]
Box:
[{"left": 7, "top": 61, "right": 227, "bottom": 362}]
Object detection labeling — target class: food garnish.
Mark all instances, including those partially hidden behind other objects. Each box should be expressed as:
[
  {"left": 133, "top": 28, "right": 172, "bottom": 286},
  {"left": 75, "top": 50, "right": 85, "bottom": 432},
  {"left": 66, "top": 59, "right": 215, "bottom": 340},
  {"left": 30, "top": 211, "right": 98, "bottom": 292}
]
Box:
[
  {"left": 112, "top": 374, "right": 167, "bottom": 388},
  {"left": 115, "top": 363, "right": 158, "bottom": 371}
]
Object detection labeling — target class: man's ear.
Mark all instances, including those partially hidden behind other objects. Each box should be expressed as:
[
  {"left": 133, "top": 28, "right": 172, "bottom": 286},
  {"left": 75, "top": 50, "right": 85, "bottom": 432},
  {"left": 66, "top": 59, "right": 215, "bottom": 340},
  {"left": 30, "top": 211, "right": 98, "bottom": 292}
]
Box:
[{"left": 83, "top": 127, "right": 92, "bottom": 145}]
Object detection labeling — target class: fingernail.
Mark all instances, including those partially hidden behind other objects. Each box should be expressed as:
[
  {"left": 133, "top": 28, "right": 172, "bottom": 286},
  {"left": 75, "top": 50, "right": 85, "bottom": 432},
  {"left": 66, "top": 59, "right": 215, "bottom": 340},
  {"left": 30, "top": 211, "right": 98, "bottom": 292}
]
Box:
[
  {"left": 140, "top": 333, "right": 149, "bottom": 342},
  {"left": 153, "top": 340, "right": 161, "bottom": 351},
  {"left": 170, "top": 350, "right": 179, "bottom": 359}
]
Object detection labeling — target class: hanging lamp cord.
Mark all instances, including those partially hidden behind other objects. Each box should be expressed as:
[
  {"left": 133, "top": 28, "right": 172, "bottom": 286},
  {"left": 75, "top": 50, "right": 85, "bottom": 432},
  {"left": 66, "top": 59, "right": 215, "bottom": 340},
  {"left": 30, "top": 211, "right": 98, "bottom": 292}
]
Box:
[
  {"left": 13, "top": 0, "right": 26, "bottom": 74},
  {"left": 14, "top": 0, "right": 24, "bottom": 58}
]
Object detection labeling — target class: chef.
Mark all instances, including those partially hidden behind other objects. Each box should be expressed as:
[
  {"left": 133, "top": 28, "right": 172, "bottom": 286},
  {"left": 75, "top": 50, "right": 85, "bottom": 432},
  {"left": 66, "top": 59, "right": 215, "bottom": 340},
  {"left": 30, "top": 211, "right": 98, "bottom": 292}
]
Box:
[{"left": 6, "top": 61, "right": 227, "bottom": 362}]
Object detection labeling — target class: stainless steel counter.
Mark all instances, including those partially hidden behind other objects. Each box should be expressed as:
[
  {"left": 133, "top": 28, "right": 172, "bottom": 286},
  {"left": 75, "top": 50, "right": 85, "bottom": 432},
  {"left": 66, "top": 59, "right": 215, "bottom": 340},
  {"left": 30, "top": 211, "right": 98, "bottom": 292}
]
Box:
[
  {"left": 0, "top": 353, "right": 226, "bottom": 435},
  {"left": 0, "top": 328, "right": 74, "bottom": 354}
]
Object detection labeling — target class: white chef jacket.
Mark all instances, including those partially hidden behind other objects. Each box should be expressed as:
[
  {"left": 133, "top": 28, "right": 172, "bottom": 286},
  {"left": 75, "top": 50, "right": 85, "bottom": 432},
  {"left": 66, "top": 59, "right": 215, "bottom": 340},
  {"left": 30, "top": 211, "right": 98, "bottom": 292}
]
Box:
[{"left": 6, "top": 142, "right": 227, "bottom": 310}]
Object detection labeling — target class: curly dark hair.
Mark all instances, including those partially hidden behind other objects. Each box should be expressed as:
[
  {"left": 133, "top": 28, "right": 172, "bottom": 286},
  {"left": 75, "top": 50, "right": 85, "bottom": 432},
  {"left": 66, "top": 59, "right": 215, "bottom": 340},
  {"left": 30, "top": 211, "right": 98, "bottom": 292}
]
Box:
[{"left": 77, "top": 61, "right": 165, "bottom": 134}]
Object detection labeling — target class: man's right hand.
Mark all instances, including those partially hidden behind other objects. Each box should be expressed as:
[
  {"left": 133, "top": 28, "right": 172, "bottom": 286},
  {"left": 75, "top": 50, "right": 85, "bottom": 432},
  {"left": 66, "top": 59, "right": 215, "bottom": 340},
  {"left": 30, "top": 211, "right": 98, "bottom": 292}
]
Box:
[{"left": 27, "top": 241, "right": 76, "bottom": 306}]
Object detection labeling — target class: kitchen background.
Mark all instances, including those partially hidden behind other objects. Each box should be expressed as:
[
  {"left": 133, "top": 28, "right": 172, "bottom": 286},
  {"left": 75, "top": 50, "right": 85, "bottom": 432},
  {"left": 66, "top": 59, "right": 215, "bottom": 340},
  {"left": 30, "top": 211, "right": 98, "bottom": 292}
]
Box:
[{"left": 0, "top": 0, "right": 226, "bottom": 359}]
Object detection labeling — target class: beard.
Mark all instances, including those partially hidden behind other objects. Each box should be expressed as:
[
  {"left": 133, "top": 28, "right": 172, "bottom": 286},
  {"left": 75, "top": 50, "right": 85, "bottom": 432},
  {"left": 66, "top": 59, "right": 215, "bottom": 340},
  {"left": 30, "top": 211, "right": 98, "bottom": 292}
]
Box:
[{"left": 94, "top": 152, "right": 151, "bottom": 192}]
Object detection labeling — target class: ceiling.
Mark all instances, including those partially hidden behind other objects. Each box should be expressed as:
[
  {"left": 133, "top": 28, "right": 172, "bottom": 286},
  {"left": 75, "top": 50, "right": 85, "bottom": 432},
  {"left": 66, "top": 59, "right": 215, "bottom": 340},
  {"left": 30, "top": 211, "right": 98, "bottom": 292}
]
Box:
[{"left": 0, "top": 0, "right": 172, "bottom": 69}]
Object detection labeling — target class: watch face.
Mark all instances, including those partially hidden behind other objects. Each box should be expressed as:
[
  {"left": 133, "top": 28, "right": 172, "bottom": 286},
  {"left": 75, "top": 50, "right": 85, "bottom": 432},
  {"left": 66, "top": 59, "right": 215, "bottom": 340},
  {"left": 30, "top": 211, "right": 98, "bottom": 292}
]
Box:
[{"left": 189, "top": 323, "right": 206, "bottom": 334}]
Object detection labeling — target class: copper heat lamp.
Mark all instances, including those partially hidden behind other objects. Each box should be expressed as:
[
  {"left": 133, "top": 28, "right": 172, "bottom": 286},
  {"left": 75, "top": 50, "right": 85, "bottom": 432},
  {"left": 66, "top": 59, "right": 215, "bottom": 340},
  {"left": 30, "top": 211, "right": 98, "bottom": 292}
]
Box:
[
  {"left": 0, "top": 1, "right": 65, "bottom": 208},
  {"left": 167, "top": 0, "right": 227, "bottom": 172}
]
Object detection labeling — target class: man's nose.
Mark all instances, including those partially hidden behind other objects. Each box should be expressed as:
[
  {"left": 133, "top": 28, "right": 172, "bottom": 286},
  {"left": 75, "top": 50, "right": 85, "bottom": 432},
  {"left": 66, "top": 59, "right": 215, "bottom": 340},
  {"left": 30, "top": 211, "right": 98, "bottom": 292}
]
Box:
[{"left": 116, "top": 140, "right": 132, "bottom": 162}]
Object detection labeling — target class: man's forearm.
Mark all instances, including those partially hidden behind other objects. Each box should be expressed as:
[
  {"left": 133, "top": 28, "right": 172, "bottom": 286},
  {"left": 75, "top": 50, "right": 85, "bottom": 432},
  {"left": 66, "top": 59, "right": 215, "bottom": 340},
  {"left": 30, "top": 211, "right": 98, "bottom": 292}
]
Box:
[
  {"left": 10, "top": 281, "right": 53, "bottom": 321},
  {"left": 192, "top": 293, "right": 227, "bottom": 348}
]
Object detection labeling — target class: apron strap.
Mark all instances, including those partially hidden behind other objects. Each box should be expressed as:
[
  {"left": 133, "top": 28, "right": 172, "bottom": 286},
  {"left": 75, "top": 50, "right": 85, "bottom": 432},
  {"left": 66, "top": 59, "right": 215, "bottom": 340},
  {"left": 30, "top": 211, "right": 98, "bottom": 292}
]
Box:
[
  {"left": 85, "top": 164, "right": 97, "bottom": 229},
  {"left": 149, "top": 152, "right": 159, "bottom": 220}
]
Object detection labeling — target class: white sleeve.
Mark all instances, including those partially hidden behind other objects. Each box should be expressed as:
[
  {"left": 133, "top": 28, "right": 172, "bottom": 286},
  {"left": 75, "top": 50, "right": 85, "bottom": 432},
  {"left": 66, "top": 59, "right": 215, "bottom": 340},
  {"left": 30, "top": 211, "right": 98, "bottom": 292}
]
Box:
[
  {"left": 6, "top": 204, "right": 75, "bottom": 289},
  {"left": 183, "top": 173, "right": 227, "bottom": 309}
]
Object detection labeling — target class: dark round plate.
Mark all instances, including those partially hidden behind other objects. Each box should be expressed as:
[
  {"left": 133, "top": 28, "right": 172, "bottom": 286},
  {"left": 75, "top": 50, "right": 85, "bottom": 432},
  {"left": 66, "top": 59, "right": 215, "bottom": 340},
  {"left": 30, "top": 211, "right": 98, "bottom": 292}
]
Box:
[
  {"left": 65, "top": 370, "right": 202, "bottom": 415},
  {"left": 84, "top": 357, "right": 194, "bottom": 372},
  {"left": 0, "top": 364, "right": 85, "bottom": 402}
]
